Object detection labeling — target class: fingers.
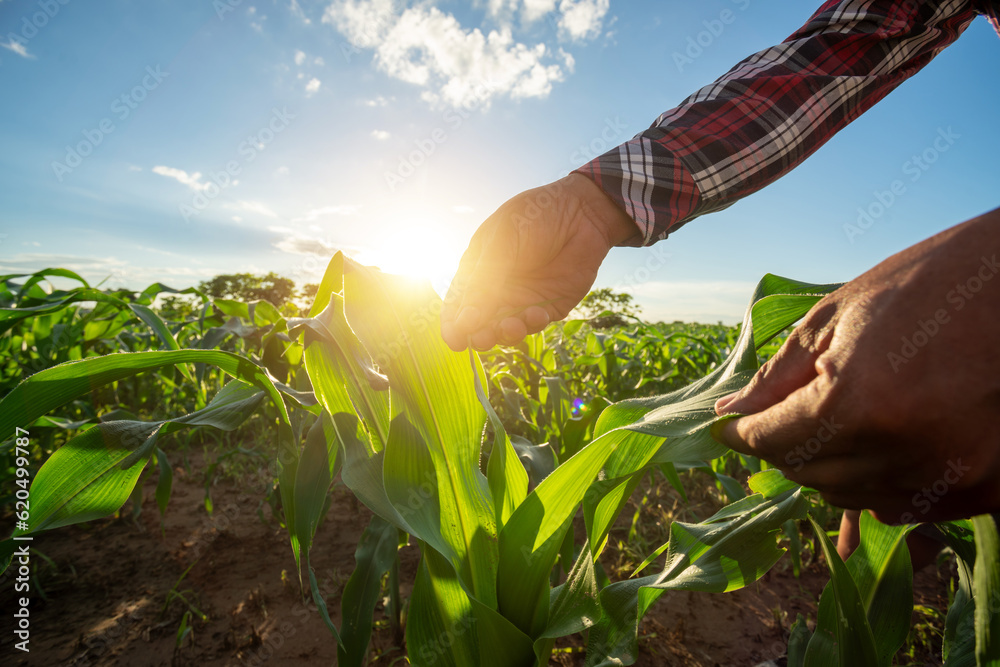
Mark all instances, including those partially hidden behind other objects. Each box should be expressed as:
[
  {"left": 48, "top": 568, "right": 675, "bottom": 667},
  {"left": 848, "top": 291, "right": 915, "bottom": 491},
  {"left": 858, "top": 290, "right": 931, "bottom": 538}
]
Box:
[
  {"left": 715, "top": 330, "right": 827, "bottom": 417},
  {"left": 714, "top": 372, "right": 842, "bottom": 466},
  {"left": 441, "top": 223, "right": 511, "bottom": 351},
  {"left": 836, "top": 510, "right": 862, "bottom": 561}
]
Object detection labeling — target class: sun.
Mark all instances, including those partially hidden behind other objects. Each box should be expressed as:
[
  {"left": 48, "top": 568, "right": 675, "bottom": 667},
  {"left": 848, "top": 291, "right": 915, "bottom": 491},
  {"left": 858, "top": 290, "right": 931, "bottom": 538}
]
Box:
[{"left": 352, "top": 224, "right": 463, "bottom": 292}]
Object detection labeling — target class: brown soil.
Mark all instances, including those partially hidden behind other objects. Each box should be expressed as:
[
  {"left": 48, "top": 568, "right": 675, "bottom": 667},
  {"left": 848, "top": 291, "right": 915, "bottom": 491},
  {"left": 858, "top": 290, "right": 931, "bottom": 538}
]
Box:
[{"left": 0, "top": 450, "right": 953, "bottom": 667}]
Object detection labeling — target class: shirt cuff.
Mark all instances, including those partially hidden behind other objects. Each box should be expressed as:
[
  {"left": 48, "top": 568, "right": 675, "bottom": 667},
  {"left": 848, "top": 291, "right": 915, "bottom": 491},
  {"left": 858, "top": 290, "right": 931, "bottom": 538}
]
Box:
[{"left": 572, "top": 135, "right": 702, "bottom": 247}]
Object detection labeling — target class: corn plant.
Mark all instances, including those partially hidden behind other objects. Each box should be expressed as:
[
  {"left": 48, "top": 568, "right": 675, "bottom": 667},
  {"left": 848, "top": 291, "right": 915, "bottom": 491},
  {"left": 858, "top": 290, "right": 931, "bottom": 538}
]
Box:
[{"left": 2, "top": 257, "right": 999, "bottom": 666}]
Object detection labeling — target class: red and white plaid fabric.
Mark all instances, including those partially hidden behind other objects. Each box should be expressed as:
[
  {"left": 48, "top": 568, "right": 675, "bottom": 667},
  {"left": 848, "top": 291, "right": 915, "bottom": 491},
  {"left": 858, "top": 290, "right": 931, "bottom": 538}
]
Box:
[{"left": 575, "top": 0, "right": 999, "bottom": 246}]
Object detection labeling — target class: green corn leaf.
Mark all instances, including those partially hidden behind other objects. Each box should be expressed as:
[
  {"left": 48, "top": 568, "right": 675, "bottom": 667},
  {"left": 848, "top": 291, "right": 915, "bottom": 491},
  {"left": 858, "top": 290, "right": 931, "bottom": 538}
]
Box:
[
  {"left": 535, "top": 539, "right": 602, "bottom": 663},
  {"left": 945, "top": 554, "right": 976, "bottom": 667},
  {"left": 972, "top": 514, "right": 1000, "bottom": 665},
  {"left": 335, "top": 413, "right": 416, "bottom": 534},
  {"left": 154, "top": 447, "right": 173, "bottom": 518},
  {"left": 0, "top": 349, "right": 290, "bottom": 437},
  {"left": 748, "top": 468, "right": 800, "bottom": 497},
  {"left": 407, "top": 546, "right": 480, "bottom": 667},
  {"left": 342, "top": 260, "right": 497, "bottom": 607},
  {"left": 308, "top": 251, "right": 344, "bottom": 318},
  {"left": 802, "top": 515, "right": 880, "bottom": 667},
  {"left": 786, "top": 613, "right": 811, "bottom": 667},
  {"left": 11, "top": 380, "right": 267, "bottom": 539},
  {"left": 584, "top": 472, "right": 644, "bottom": 558},
  {"left": 338, "top": 515, "right": 401, "bottom": 666},
  {"left": 846, "top": 511, "right": 914, "bottom": 665},
  {"left": 293, "top": 414, "right": 340, "bottom": 557},
  {"left": 470, "top": 598, "right": 536, "bottom": 667},
  {"left": 128, "top": 303, "right": 181, "bottom": 351},
  {"left": 471, "top": 348, "right": 528, "bottom": 527},
  {"left": 308, "top": 559, "right": 342, "bottom": 645},
  {"left": 16, "top": 422, "right": 162, "bottom": 536},
  {"left": 584, "top": 488, "right": 807, "bottom": 666},
  {"left": 3, "top": 268, "right": 90, "bottom": 297}
]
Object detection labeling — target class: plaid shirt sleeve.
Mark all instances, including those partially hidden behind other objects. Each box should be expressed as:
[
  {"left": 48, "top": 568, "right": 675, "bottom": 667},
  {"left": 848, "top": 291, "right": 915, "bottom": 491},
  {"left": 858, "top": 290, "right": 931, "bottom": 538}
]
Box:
[{"left": 574, "top": 0, "right": 981, "bottom": 246}]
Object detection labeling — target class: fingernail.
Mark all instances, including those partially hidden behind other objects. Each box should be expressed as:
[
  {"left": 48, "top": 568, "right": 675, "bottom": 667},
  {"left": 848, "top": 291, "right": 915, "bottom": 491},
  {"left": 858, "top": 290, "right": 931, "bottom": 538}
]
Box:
[{"left": 714, "top": 391, "right": 739, "bottom": 414}]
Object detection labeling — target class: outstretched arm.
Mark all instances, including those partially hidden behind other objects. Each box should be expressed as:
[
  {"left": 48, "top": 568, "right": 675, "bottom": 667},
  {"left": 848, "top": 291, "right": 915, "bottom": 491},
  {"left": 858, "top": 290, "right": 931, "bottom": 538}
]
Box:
[
  {"left": 577, "top": 0, "right": 980, "bottom": 245},
  {"left": 442, "top": 0, "right": 981, "bottom": 351}
]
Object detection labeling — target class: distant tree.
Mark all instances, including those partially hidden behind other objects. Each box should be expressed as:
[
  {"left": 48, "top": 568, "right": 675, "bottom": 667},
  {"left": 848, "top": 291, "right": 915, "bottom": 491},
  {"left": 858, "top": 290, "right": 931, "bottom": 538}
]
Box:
[
  {"left": 158, "top": 295, "right": 197, "bottom": 320},
  {"left": 299, "top": 283, "right": 319, "bottom": 304},
  {"left": 576, "top": 288, "right": 641, "bottom": 319},
  {"left": 199, "top": 272, "right": 295, "bottom": 306}
]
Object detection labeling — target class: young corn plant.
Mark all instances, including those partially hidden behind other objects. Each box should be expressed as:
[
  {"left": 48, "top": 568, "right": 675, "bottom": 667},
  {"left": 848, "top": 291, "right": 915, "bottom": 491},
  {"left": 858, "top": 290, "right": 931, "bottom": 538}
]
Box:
[
  {"left": 282, "top": 253, "right": 814, "bottom": 664},
  {"left": 3, "top": 258, "right": 999, "bottom": 667}
]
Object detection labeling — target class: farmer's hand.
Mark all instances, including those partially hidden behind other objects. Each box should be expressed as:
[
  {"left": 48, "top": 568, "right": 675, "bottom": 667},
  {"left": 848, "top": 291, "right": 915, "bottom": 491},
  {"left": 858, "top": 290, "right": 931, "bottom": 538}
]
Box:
[
  {"left": 441, "top": 173, "right": 636, "bottom": 351},
  {"left": 714, "top": 206, "right": 1000, "bottom": 524}
]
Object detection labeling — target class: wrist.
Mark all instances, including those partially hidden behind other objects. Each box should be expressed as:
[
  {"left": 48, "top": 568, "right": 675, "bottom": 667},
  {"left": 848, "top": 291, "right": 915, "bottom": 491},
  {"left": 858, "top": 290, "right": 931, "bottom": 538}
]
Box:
[{"left": 561, "top": 173, "right": 639, "bottom": 247}]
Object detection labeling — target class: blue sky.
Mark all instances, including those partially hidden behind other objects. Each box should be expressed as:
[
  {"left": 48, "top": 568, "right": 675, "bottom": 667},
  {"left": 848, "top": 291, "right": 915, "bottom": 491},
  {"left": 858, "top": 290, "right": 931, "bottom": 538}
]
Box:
[{"left": 1, "top": 0, "right": 998, "bottom": 322}]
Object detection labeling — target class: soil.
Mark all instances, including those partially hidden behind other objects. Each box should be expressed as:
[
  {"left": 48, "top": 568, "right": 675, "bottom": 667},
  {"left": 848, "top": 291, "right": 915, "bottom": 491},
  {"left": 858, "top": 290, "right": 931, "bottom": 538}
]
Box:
[{"left": 0, "top": 449, "right": 954, "bottom": 667}]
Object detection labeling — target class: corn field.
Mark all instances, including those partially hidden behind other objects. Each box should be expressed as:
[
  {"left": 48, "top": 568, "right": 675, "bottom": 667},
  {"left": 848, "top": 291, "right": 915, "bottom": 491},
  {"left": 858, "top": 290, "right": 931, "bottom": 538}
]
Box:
[{"left": 1, "top": 256, "right": 997, "bottom": 666}]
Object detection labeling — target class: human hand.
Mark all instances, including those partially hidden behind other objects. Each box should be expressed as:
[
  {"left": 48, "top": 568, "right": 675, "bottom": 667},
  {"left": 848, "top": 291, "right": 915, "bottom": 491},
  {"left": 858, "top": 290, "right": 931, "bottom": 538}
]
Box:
[
  {"left": 440, "top": 173, "right": 637, "bottom": 351},
  {"left": 714, "top": 207, "right": 1000, "bottom": 524}
]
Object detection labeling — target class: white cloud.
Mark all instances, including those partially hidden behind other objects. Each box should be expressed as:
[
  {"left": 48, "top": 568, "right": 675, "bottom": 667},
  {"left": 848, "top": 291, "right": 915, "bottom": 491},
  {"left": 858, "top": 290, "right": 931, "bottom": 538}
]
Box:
[
  {"left": 0, "top": 253, "right": 226, "bottom": 290},
  {"left": 274, "top": 235, "right": 338, "bottom": 256},
  {"left": 248, "top": 6, "right": 266, "bottom": 32},
  {"left": 314, "top": 56, "right": 325, "bottom": 66},
  {"left": 289, "top": 0, "right": 311, "bottom": 24},
  {"left": 1, "top": 38, "right": 33, "bottom": 59},
  {"left": 292, "top": 205, "right": 360, "bottom": 222},
  {"left": 305, "top": 77, "right": 322, "bottom": 95},
  {"left": 274, "top": 165, "right": 290, "bottom": 176},
  {"left": 152, "top": 165, "right": 209, "bottom": 191},
  {"left": 364, "top": 95, "right": 392, "bottom": 107},
  {"left": 323, "top": 1, "right": 573, "bottom": 108},
  {"left": 371, "top": 129, "right": 391, "bottom": 141},
  {"left": 522, "top": 0, "right": 557, "bottom": 23},
  {"left": 294, "top": 49, "right": 307, "bottom": 65},
  {"left": 127, "top": 164, "right": 143, "bottom": 172},
  {"left": 557, "top": 0, "right": 609, "bottom": 41}
]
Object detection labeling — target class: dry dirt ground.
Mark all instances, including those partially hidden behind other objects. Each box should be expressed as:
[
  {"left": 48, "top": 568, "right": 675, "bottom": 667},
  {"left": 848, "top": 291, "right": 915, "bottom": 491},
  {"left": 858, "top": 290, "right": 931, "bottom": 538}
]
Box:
[{"left": 0, "top": 450, "right": 954, "bottom": 667}]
